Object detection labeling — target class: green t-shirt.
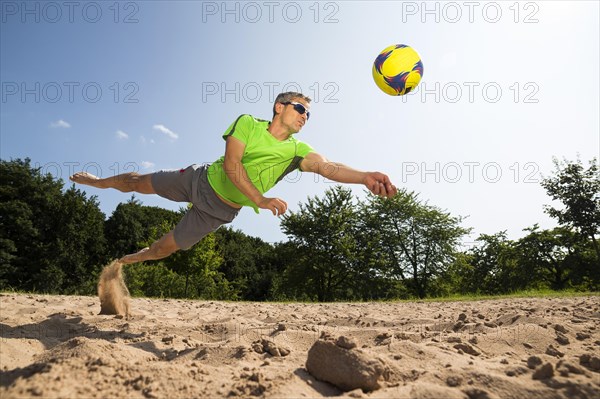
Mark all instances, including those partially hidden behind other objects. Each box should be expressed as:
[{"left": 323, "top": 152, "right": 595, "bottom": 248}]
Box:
[{"left": 207, "top": 114, "right": 314, "bottom": 213}]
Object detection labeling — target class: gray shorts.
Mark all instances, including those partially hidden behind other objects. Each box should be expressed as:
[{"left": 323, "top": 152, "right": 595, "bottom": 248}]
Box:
[{"left": 151, "top": 164, "right": 240, "bottom": 250}]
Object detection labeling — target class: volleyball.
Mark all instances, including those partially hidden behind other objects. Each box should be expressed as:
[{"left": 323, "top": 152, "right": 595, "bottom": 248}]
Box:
[{"left": 372, "top": 44, "right": 424, "bottom": 96}]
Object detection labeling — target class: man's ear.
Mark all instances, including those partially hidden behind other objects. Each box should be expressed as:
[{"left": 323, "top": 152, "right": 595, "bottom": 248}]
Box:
[{"left": 274, "top": 102, "right": 285, "bottom": 116}]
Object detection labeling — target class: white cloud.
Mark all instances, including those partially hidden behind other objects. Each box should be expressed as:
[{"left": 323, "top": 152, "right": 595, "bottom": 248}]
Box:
[
  {"left": 140, "top": 136, "right": 155, "bottom": 144},
  {"left": 140, "top": 161, "right": 155, "bottom": 169},
  {"left": 116, "top": 130, "right": 129, "bottom": 139},
  {"left": 50, "top": 119, "right": 71, "bottom": 128},
  {"left": 153, "top": 124, "right": 178, "bottom": 139}
]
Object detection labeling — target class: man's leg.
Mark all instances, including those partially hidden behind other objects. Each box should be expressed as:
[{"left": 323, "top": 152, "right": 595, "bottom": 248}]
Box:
[
  {"left": 119, "top": 230, "right": 179, "bottom": 264},
  {"left": 70, "top": 171, "right": 155, "bottom": 194}
]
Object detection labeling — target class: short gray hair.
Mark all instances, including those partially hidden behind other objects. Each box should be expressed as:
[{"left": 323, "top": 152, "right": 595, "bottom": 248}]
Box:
[{"left": 272, "top": 92, "right": 312, "bottom": 119}]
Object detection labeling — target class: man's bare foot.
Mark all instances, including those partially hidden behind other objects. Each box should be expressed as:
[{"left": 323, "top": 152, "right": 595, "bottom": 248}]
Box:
[
  {"left": 119, "top": 247, "right": 150, "bottom": 264},
  {"left": 70, "top": 171, "right": 103, "bottom": 188}
]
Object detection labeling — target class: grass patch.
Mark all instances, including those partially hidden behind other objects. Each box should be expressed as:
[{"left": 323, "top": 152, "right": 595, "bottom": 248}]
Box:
[
  {"left": 419, "top": 289, "right": 599, "bottom": 303},
  {"left": 2, "top": 288, "right": 598, "bottom": 304}
]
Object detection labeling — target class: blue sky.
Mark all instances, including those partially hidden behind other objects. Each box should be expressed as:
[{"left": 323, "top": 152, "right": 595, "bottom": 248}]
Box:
[{"left": 1, "top": 1, "right": 599, "bottom": 245}]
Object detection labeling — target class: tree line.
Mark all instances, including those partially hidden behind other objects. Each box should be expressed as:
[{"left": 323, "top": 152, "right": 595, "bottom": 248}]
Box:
[{"left": 0, "top": 157, "right": 598, "bottom": 301}]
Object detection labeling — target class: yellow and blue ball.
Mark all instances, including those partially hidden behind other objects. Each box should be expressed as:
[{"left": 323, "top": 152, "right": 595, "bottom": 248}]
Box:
[{"left": 372, "top": 44, "right": 424, "bottom": 96}]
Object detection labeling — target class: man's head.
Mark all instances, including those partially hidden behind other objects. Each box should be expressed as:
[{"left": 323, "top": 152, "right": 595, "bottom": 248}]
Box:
[
  {"left": 272, "top": 92, "right": 312, "bottom": 133},
  {"left": 272, "top": 92, "right": 311, "bottom": 118},
  {"left": 273, "top": 91, "right": 311, "bottom": 120}
]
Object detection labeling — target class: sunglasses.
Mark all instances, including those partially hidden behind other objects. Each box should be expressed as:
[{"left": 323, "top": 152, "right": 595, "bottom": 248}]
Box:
[{"left": 281, "top": 101, "right": 310, "bottom": 120}]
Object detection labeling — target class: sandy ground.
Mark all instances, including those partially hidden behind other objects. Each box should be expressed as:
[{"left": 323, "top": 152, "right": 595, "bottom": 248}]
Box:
[{"left": 1, "top": 293, "right": 599, "bottom": 398}]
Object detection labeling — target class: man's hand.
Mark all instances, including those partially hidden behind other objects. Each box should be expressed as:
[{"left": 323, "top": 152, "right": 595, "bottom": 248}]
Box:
[
  {"left": 363, "top": 172, "right": 398, "bottom": 198},
  {"left": 257, "top": 197, "right": 288, "bottom": 216}
]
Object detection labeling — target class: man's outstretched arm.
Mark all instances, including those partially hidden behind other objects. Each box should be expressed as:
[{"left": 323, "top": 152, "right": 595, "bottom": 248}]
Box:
[{"left": 300, "top": 152, "right": 398, "bottom": 198}]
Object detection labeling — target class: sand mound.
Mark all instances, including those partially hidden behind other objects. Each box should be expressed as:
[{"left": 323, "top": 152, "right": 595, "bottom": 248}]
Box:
[
  {"left": 36, "top": 336, "right": 154, "bottom": 365},
  {"left": 97, "top": 260, "right": 130, "bottom": 316},
  {"left": 306, "top": 334, "right": 391, "bottom": 392},
  {"left": 1, "top": 294, "right": 598, "bottom": 398}
]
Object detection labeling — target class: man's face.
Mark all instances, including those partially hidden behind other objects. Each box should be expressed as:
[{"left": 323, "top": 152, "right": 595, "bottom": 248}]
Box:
[{"left": 280, "top": 98, "right": 310, "bottom": 133}]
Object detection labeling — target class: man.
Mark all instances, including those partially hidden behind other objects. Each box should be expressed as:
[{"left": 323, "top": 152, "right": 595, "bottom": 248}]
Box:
[{"left": 70, "top": 92, "right": 397, "bottom": 264}]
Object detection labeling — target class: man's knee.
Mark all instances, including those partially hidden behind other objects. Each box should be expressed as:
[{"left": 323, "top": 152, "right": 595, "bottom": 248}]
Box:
[
  {"left": 152, "top": 231, "right": 179, "bottom": 257},
  {"left": 117, "top": 172, "right": 154, "bottom": 194},
  {"left": 137, "top": 174, "right": 156, "bottom": 194}
]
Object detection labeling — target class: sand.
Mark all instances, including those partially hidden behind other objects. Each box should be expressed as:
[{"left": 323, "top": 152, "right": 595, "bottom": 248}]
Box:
[
  {"left": 1, "top": 293, "right": 598, "bottom": 398},
  {"left": 97, "top": 261, "right": 130, "bottom": 317}
]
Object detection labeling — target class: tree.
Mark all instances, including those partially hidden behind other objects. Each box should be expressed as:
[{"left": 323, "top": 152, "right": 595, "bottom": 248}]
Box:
[
  {"left": 541, "top": 157, "right": 600, "bottom": 260},
  {"left": 465, "top": 232, "right": 524, "bottom": 294},
  {"left": 0, "top": 198, "right": 34, "bottom": 289},
  {"left": 0, "top": 158, "right": 63, "bottom": 290},
  {"left": 280, "top": 186, "right": 362, "bottom": 301},
  {"left": 437, "top": 251, "right": 476, "bottom": 296},
  {"left": 123, "top": 208, "right": 234, "bottom": 300},
  {"left": 0, "top": 158, "right": 107, "bottom": 293},
  {"left": 365, "top": 190, "right": 470, "bottom": 298},
  {"left": 46, "top": 186, "right": 108, "bottom": 293},
  {"left": 165, "top": 227, "right": 226, "bottom": 299},
  {"left": 517, "top": 225, "right": 598, "bottom": 290},
  {"left": 214, "top": 226, "right": 279, "bottom": 301},
  {"left": 104, "top": 196, "right": 180, "bottom": 258}
]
